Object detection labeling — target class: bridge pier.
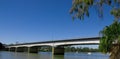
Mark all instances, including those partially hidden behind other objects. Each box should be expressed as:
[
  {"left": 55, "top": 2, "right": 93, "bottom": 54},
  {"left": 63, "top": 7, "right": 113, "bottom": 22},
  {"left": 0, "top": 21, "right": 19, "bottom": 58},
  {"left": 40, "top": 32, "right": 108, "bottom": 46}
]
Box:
[
  {"left": 27, "top": 47, "right": 30, "bottom": 53},
  {"left": 8, "top": 48, "right": 11, "bottom": 51},
  {"left": 17, "top": 47, "right": 25, "bottom": 52},
  {"left": 29, "top": 47, "right": 39, "bottom": 53},
  {"left": 54, "top": 46, "right": 64, "bottom": 55},
  {"left": 15, "top": 47, "right": 17, "bottom": 52}
]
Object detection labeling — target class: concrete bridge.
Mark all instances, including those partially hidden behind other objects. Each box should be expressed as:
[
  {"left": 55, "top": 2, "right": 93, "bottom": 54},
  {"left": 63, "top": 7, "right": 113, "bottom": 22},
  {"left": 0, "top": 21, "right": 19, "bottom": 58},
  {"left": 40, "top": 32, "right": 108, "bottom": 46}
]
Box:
[{"left": 5, "top": 37, "right": 100, "bottom": 55}]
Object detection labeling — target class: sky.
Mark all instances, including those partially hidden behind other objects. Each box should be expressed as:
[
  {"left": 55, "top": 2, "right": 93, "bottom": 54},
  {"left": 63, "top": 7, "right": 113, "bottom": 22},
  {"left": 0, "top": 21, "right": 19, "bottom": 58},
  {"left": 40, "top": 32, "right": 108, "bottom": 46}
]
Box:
[{"left": 0, "top": 0, "right": 114, "bottom": 44}]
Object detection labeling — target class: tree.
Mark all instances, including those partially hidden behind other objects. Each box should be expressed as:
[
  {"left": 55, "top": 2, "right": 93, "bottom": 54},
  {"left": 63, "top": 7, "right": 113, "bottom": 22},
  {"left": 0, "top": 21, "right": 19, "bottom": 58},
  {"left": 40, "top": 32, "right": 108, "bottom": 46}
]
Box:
[
  {"left": 70, "top": 0, "right": 120, "bottom": 59},
  {"left": 99, "top": 21, "right": 120, "bottom": 59},
  {"left": 70, "top": 0, "right": 120, "bottom": 19}
]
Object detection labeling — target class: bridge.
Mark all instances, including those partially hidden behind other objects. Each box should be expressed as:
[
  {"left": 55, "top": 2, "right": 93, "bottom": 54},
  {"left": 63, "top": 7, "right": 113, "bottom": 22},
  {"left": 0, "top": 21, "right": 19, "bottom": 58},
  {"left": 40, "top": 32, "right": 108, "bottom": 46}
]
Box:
[{"left": 5, "top": 37, "right": 100, "bottom": 55}]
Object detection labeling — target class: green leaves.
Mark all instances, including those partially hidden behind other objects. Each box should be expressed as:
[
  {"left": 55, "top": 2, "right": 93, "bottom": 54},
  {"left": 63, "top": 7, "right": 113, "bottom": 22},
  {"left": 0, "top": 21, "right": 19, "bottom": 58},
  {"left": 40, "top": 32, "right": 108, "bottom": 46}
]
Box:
[
  {"left": 70, "top": 0, "right": 120, "bottom": 20},
  {"left": 111, "top": 9, "right": 120, "bottom": 19},
  {"left": 83, "top": 0, "right": 94, "bottom": 5},
  {"left": 70, "top": 0, "right": 94, "bottom": 20},
  {"left": 99, "top": 21, "right": 120, "bottom": 53}
]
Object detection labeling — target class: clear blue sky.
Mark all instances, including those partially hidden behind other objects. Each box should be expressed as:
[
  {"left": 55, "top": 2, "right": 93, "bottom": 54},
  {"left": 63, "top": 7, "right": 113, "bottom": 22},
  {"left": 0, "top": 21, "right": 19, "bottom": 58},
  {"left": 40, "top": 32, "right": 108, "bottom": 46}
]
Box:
[{"left": 0, "top": 0, "right": 114, "bottom": 44}]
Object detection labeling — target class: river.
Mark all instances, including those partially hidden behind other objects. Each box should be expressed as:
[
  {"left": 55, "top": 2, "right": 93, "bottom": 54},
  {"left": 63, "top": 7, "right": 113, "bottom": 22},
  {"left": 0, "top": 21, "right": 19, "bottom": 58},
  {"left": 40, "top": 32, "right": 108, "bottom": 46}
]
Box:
[{"left": 0, "top": 51, "right": 109, "bottom": 59}]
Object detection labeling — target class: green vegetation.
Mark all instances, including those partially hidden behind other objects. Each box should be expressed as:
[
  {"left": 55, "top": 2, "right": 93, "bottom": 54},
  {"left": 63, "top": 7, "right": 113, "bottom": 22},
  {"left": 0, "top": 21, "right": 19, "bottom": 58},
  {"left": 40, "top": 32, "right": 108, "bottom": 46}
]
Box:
[
  {"left": 70, "top": 0, "right": 120, "bottom": 19},
  {"left": 39, "top": 46, "right": 98, "bottom": 52},
  {"left": 39, "top": 47, "right": 52, "bottom": 52},
  {"left": 99, "top": 21, "right": 120, "bottom": 59},
  {"left": 65, "top": 47, "right": 98, "bottom": 52}
]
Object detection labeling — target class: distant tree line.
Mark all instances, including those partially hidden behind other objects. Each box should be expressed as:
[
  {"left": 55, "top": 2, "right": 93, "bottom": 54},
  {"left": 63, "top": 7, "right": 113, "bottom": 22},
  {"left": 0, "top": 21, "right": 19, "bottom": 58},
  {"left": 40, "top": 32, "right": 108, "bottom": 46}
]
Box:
[
  {"left": 65, "top": 47, "right": 99, "bottom": 52},
  {"left": 39, "top": 46, "right": 98, "bottom": 52},
  {"left": 39, "top": 47, "right": 52, "bottom": 52}
]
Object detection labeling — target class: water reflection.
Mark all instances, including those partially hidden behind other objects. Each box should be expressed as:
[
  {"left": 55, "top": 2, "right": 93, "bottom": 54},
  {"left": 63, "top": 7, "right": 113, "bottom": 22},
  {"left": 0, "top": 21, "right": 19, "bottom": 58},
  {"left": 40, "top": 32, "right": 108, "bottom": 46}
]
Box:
[
  {"left": 0, "top": 51, "right": 109, "bottom": 59},
  {"left": 54, "top": 55, "right": 64, "bottom": 59},
  {"left": 27, "top": 53, "right": 40, "bottom": 59}
]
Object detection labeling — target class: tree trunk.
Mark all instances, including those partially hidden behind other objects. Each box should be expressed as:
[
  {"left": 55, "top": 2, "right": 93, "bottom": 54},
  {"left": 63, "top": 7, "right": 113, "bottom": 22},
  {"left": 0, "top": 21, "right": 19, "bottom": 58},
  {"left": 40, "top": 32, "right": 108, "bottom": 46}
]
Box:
[{"left": 110, "top": 45, "right": 120, "bottom": 59}]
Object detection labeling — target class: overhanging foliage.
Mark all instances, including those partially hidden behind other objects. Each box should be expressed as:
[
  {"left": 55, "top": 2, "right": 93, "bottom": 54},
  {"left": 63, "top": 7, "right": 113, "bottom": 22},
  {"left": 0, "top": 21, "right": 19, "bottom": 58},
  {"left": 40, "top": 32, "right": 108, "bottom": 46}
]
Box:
[{"left": 99, "top": 21, "right": 120, "bottom": 53}]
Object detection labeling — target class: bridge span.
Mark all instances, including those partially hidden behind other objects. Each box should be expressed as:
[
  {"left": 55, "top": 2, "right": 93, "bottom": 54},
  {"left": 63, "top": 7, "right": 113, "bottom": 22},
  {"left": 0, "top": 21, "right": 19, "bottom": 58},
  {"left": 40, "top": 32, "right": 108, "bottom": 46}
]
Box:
[{"left": 5, "top": 37, "right": 100, "bottom": 55}]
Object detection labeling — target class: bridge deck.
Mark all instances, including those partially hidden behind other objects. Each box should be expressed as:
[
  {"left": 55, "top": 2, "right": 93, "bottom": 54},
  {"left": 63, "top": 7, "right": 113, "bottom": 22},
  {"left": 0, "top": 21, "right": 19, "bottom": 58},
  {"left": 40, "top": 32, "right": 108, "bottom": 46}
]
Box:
[{"left": 7, "top": 37, "right": 100, "bottom": 47}]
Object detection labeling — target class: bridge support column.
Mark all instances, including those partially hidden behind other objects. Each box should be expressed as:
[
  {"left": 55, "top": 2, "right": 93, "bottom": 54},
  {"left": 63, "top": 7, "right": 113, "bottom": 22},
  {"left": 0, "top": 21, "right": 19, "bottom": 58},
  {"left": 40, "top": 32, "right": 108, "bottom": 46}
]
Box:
[
  {"left": 29, "top": 47, "right": 39, "bottom": 53},
  {"left": 8, "top": 48, "right": 11, "bottom": 51},
  {"left": 54, "top": 46, "right": 64, "bottom": 55},
  {"left": 27, "top": 47, "right": 30, "bottom": 53},
  {"left": 15, "top": 47, "right": 17, "bottom": 52}
]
